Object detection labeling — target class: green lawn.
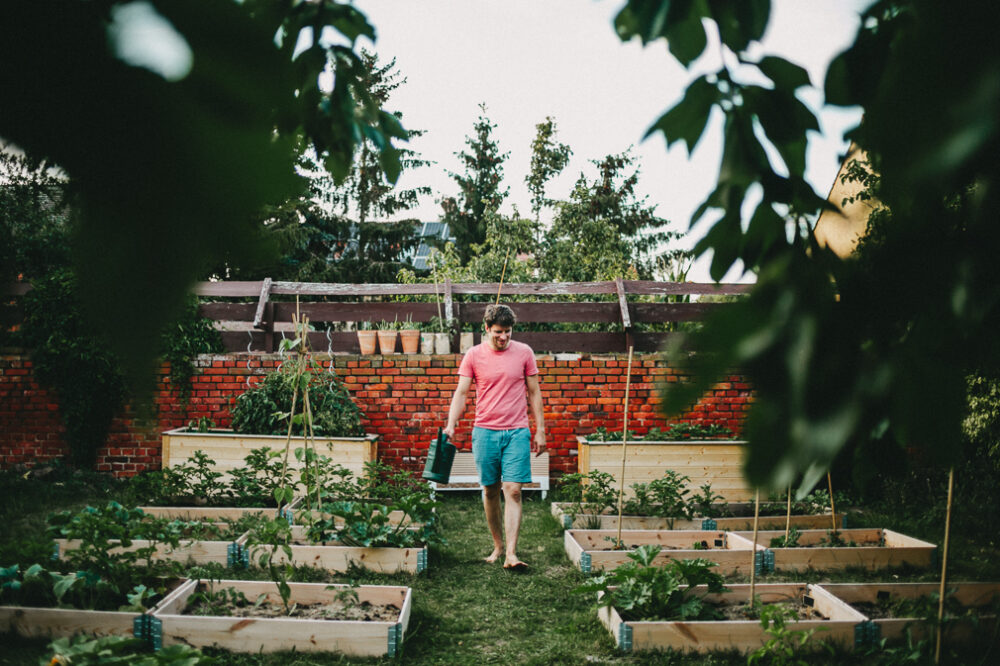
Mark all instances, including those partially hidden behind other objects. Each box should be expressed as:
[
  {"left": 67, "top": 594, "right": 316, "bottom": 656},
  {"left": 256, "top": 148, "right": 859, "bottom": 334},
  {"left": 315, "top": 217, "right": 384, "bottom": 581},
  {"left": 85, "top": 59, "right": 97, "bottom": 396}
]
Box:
[{"left": 1, "top": 470, "right": 998, "bottom": 664}]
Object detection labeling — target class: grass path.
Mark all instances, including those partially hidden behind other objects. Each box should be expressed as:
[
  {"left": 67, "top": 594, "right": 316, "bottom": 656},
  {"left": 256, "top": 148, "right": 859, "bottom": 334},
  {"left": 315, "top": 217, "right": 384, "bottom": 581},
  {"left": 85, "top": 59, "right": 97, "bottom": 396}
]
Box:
[{"left": 398, "top": 493, "right": 613, "bottom": 665}]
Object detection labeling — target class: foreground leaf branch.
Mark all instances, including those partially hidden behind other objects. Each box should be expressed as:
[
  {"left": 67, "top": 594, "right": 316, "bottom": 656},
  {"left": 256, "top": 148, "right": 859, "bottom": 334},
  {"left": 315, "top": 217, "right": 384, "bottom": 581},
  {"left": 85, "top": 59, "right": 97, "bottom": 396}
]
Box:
[
  {"left": 617, "top": 0, "right": 1000, "bottom": 491},
  {"left": 0, "top": 1, "right": 408, "bottom": 388}
]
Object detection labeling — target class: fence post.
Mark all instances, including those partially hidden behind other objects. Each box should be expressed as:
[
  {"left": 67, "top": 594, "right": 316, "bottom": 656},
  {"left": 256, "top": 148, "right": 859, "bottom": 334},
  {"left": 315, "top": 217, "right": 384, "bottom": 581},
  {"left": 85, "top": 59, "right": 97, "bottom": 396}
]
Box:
[
  {"left": 444, "top": 278, "right": 456, "bottom": 353},
  {"left": 615, "top": 277, "right": 633, "bottom": 352},
  {"left": 259, "top": 302, "right": 273, "bottom": 352},
  {"left": 251, "top": 278, "right": 275, "bottom": 353}
]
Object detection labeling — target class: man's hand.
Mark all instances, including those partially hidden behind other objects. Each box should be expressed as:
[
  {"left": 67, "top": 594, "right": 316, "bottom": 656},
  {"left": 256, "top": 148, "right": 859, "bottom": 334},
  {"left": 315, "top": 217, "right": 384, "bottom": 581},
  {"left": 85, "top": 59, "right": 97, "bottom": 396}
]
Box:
[
  {"left": 533, "top": 429, "right": 547, "bottom": 457},
  {"left": 443, "top": 424, "right": 468, "bottom": 450}
]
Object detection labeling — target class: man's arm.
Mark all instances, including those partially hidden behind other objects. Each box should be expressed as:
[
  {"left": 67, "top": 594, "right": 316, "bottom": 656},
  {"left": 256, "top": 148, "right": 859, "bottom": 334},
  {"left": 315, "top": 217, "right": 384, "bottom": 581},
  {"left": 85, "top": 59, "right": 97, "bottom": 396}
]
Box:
[
  {"left": 444, "top": 375, "right": 473, "bottom": 448},
  {"left": 526, "top": 374, "right": 546, "bottom": 456}
]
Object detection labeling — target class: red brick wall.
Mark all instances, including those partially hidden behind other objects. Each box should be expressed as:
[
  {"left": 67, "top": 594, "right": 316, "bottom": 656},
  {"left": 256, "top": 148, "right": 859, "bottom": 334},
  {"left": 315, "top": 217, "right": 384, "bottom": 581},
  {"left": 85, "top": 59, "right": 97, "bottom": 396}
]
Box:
[{"left": 1, "top": 353, "right": 753, "bottom": 477}]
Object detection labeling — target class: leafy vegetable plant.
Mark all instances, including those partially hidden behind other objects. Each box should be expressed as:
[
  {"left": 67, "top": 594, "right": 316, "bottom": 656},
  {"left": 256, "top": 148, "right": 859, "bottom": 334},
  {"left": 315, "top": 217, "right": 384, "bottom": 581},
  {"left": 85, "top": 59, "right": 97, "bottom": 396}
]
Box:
[
  {"left": 229, "top": 362, "right": 363, "bottom": 438},
  {"left": 692, "top": 482, "right": 726, "bottom": 518},
  {"left": 576, "top": 544, "right": 729, "bottom": 621},
  {"left": 47, "top": 503, "right": 181, "bottom": 599},
  {"left": 624, "top": 470, "right": 694, "bottom": 528},
  {"left": 553, "top": 470, "right": 619, "bottom": 517},
  {"left": 770, "top": 527, "right": 802, "bottom": 549},
  {"left": 589, "top": 423, "right": 735, "bottom": 441},
  {"left": 43, "top": 634, "right": 215, "bottom": 665}
]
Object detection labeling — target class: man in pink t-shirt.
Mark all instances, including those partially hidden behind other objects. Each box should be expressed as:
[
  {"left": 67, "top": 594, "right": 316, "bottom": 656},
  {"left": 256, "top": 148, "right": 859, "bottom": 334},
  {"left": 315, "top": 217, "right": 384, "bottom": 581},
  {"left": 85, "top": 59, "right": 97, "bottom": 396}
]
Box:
[{"left": 444, "top": 304, "right": 545, "bottom": 570}]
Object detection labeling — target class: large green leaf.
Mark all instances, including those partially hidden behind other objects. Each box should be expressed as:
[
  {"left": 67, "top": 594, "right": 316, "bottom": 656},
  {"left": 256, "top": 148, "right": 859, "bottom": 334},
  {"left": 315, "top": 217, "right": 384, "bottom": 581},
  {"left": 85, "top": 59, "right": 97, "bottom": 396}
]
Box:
[
  {"left": 644, "top": 75, "right": 718, "bottom": 152},
  {"left": 614, "top": 0, "right": 710, "bottom": 67},
  {"left": 757, "top": 55, "right": 811, "bottom": 91},
  {"left": 708, "top": 0, "right": 770, "bottom": 54}
]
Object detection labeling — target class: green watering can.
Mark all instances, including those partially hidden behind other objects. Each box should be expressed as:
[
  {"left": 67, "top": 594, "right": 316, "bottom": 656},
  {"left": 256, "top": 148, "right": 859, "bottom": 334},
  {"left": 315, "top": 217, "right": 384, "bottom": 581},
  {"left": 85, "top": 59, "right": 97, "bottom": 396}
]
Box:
[{"left": 422, "top": 428, "right": 457, "bottom": 484}]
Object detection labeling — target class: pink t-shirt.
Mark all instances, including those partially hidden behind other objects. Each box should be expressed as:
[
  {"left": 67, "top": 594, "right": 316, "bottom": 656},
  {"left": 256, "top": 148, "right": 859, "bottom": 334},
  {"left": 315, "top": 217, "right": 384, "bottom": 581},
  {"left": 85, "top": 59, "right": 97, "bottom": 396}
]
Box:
[{"left": 458, "top": 340, "right": 539, "bottom": 429}]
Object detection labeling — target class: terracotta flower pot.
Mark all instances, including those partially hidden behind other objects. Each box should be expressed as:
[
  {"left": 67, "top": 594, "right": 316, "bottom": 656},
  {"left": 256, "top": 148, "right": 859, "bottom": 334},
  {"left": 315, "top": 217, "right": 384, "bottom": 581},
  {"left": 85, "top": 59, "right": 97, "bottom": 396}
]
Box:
[
  {"left": 399, "top": 329, "right": 420, "bottom": 354},
  {"left": 357, "top": 330, "right": 377, "bottom": 355},
  {"left": 377, "top": 330, "right": 398, "bottom": 354}
]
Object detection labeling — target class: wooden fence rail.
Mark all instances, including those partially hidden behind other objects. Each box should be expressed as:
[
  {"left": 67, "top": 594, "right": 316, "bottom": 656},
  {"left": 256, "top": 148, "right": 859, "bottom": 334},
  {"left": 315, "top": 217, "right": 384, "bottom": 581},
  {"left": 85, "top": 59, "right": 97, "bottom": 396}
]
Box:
[{"left": 4, "top": 279, "right": 752, "bottom": 354}]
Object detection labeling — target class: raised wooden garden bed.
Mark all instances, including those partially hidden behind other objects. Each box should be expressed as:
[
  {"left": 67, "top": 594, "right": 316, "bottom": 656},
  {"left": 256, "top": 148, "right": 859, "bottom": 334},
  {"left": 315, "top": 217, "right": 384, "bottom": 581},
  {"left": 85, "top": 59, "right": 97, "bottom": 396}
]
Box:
[
  {"left": 550, "top": 502, "right": 842, "bottom": 531},
  {"left": 598, "top": 583, "right": 866, "bottom": 653},
  {"left": 151, "top": 579, "right": 412, "bottom": 656},
  {"left": 818, "top": 582, "right": 1000, "bottom": 645},
  {"left": 161, "top": 428, "right": 378, "bottom": 481},
  {"left": 564, "top": 529, "right": 754, "bottom": 574},
  {"left": 54, "top": 532, "right": 249, "bottom": 568},
  {"left": 252, "top": 525, "right": 428, "bottom": 574},
  {"left": 576, "top": 436, "right": 752, "bottom": 501},
  {"left": 0, "top": 579, "right": 185, "bottom": 643},
  {"left": 729, "top": 529, "right": 937, "bottom": 572}
]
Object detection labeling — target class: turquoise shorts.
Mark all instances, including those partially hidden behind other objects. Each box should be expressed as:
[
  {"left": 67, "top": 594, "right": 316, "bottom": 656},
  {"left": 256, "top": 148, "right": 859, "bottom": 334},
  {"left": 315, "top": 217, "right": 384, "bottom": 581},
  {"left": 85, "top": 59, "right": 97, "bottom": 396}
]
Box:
[{"left": 472, "top": 427, "right": 531, "bottom": 486}]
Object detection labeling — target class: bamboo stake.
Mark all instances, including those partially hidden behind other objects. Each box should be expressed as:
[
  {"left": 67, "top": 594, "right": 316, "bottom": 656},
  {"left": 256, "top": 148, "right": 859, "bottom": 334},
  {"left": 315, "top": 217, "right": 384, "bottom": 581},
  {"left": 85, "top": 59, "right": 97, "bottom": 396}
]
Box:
[
  {"left": 785, "top": 485, "right": 792, "bottom": 540},
  {"left": 277, "top": 321, "right": 301, "bottom": 511},
  {"left": 496, "top": 247, "right": 511, "bottom": 305},
  {"left": 935, "top": 467, "right": 955, "bottom": 664},
  {"left": 827, "top": 471, "right": 837, "bottom": 532},
  {"left": 749, "top": 488, "right": 761, "bottom": 609},
  {"left": 615, "top": 346, "right": 635, "bottom": 546}
]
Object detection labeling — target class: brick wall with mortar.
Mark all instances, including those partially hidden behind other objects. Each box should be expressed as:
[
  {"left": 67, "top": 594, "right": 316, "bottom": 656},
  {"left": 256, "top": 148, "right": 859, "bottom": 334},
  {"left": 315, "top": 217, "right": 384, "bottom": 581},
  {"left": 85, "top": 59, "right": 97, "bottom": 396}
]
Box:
[{"left": 1, "top": 353, "right": 753, "bottom": 477}]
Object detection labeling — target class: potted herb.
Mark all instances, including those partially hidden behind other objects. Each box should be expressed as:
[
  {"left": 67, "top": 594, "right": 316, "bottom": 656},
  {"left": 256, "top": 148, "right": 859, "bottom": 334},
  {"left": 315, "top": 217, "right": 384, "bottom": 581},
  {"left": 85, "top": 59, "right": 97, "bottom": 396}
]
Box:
[
  {"left": 399, "top": 316, "right": 420, "bottom": 354},
  {"left": 376, "top": 319, "right": 398, "bottom": 354},
  {"left": 356, "top": 322, "right": 377, "bottom": 355},
  {"left": 427, "top": 315, "right": 451, "bottom": 354}
]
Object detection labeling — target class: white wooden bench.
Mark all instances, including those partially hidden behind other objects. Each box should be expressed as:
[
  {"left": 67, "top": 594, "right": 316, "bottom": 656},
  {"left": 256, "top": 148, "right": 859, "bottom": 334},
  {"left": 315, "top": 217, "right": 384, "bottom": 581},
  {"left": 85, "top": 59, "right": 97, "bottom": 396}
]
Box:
[{"left": 429, "top": 451, "right": 550, "bottom": 498}]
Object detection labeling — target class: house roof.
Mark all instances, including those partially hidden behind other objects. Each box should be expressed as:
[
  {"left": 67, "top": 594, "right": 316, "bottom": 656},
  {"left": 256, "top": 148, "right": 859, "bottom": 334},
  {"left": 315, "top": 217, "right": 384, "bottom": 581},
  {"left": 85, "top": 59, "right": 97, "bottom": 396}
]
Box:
[{"left": 410, "top": 221, "right": 454, "bottom": 270}]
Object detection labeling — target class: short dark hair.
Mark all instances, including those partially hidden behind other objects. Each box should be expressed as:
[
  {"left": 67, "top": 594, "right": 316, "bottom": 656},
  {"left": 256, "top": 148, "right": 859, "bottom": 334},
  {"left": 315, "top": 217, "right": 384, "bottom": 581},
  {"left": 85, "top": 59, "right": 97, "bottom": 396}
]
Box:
[{"left": 484, "top": 303, "right": 516, "bottom": 328}]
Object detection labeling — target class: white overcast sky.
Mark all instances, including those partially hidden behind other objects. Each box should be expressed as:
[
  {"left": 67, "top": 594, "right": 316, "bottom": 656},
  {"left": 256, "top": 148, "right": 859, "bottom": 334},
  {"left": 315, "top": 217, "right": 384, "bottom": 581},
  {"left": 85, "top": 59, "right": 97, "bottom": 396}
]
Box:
[{"left": 353, "top": 0, "right": 869, "bottom": 281}]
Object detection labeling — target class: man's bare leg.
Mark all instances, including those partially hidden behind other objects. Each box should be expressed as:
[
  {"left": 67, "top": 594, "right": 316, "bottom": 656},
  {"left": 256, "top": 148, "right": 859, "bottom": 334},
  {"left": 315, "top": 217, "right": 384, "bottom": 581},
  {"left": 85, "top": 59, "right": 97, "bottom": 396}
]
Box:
[
  {"left": 482, "top": 482, "right": 504, "bottom": 563},
  {"left": 502, "top": 481, "right": 527, "bottom": 568}
]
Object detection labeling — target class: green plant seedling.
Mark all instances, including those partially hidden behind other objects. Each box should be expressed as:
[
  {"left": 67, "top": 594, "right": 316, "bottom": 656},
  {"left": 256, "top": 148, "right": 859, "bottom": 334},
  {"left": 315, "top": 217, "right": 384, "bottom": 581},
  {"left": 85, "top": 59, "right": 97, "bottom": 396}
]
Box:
[
  {"left": 747, "top": 602, "right": 830, "bottom": 666},
  {"left": 576, "top": 544, "right": 729, "bottom": 622},
  {"left": 770, "top": 527, "right": 802, "bottom": 549}
]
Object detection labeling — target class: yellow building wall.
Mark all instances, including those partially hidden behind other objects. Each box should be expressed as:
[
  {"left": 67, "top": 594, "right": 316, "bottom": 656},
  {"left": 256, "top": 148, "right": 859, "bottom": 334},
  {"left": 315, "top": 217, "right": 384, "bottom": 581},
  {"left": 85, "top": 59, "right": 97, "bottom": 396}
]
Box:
[{"left": 813, "top": 143, "right": 878, "bottom": 258}]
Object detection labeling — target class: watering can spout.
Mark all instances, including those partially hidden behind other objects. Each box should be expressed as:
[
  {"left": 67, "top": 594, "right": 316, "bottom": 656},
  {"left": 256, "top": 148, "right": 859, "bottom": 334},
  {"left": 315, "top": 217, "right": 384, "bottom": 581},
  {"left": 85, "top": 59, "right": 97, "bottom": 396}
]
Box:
[{"left": 422, "top": 428, "right": 457, "bottom": 484}]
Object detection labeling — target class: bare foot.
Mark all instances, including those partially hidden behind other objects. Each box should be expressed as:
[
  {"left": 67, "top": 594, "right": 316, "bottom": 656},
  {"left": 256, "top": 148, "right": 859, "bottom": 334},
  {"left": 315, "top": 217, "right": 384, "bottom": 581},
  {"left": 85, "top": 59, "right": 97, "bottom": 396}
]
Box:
[
  {"left": 484, "top": 548, "right": 503, "bottom": 563},
  {"left": 503, "top": 558, "right": 528, "bottom": 571}
]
